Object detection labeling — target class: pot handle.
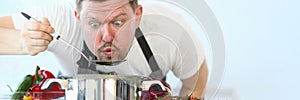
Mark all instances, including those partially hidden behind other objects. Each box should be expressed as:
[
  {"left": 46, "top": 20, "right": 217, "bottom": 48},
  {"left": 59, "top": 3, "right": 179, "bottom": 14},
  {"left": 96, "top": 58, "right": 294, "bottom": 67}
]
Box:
[{"left": 41, "top": 79, "right": 68, "bottom": 90}]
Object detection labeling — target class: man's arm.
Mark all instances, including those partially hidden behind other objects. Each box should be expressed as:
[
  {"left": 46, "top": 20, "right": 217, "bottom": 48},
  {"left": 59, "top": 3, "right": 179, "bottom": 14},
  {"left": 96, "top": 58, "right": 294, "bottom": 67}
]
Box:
[
  {"left": 0, "top": 16, "right": 55, "bottom": 55},
  {"left": 180, "top": 58, "right": 209, "bottom": 98},
  {"left": 0, "top": 16, "right": 26, "bottom": 54}
]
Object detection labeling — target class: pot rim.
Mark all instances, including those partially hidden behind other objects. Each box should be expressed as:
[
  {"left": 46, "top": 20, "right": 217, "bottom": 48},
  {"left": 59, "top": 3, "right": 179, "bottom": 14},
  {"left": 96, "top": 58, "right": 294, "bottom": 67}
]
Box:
[{"left": 62, "top": 74, "right": 142, "bottom": 80}]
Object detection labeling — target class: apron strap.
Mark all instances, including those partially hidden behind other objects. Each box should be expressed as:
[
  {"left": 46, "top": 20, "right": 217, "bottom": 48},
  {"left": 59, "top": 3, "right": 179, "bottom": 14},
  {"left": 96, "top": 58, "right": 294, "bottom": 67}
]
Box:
[{"left": 135, "top": 28, "right": 166, "bottom": 80}]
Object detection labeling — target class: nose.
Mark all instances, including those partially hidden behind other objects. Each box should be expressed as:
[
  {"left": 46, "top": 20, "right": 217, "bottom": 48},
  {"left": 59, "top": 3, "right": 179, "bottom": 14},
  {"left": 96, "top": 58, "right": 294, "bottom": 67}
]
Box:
[{"left": 100, "top": 24, "right": 115, "bottom": 42}]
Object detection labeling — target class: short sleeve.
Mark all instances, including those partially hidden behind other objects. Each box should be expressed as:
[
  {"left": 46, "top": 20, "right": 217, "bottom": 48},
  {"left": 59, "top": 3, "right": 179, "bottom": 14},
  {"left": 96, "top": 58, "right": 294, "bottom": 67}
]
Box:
[
  {"left": 140, "top": 1, "right": 206, "bottom": 80},
  {"left": 171, "top": 33, "right": 205, "bottom": 80}
]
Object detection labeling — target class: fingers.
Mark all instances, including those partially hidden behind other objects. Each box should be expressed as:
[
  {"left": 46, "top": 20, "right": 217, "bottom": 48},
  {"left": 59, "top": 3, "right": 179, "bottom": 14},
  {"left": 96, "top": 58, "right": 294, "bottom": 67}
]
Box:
[
  {"left": 21, "top": 17, "right": 55, "bottom": 55},
  {"left": 41, "top": 17, "right": 51, "bottom": 26},
  {"left": 26, "top": 21, "right": 55, "bottom": 34},
  {"left": 23, "top": 38, "right": 51, "bottom": 46},
  {"left": 27, "top": 46, "right": 48, "bottom": 56},
  {"left": 21, "top": 31, "right": 52, "bottom": 55},
  {"left": 25, "top": 30, "right": 53, "bottom": 42}
]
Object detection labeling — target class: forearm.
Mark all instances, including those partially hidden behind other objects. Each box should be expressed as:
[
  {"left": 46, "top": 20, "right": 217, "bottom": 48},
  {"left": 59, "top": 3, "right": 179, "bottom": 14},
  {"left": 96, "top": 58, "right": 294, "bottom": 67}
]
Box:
[
  {"left": 180, "top": 72, "right": 208, "bottom": 98},
  {"left": 0, "top": 27, "right": 26, "bottom": 55},
  {"left": 189, "top": 64, "right": 208, "bottom": 98},
  {"left": 180, "top": 58, "right": 208, "bottom": 98}
]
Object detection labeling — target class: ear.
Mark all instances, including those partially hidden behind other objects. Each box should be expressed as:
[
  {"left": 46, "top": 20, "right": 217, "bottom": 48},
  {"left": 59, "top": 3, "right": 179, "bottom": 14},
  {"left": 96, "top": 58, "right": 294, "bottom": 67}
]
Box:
[
  {"left": 74, "top": 10, "right": 80, "bottom": 22},
  {"left": 134, "top": 5, "right": 143, "bottom": 29}
]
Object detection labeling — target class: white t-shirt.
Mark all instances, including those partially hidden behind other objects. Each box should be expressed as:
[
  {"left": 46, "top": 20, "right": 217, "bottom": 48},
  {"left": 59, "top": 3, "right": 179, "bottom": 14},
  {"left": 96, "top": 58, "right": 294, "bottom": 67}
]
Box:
[{"left": 12, "top": 0, "right": 205, "bottom": 80}]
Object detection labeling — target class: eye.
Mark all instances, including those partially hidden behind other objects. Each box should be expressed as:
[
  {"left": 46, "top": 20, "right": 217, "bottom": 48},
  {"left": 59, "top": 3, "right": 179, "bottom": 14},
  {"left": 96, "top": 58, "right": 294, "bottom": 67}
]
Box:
[
  {"left": 113, "top": 20, "right": 123, "bottom": 27},
  {"left": 90, "top": 22, "right": 100, "bottom": 28}
]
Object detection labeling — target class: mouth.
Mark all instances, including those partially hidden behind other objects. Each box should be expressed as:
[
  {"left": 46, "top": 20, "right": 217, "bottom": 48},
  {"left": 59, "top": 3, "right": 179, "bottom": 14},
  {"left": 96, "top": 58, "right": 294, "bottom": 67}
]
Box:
[
  {"left": 96, "top": 43, "right": 120, "bottom": 61},
  {"left": 102, "top": 47, "right": 113, "bottom": 56}
]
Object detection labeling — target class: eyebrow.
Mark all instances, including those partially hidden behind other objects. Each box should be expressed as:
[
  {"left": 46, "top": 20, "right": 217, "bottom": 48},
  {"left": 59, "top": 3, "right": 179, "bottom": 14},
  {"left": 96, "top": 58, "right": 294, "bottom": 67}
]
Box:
[
  {"left": 111, "top": 13, "right": 128, "bottom": 20},
  {"left": 85, "top": 13, "right": 128, "bottom": 23},
  {"left": 85, "top": 17, "right": 102, "bottom": 23},
  {"left": 86, "top": 17, "right": 97, "bottom": 20}
]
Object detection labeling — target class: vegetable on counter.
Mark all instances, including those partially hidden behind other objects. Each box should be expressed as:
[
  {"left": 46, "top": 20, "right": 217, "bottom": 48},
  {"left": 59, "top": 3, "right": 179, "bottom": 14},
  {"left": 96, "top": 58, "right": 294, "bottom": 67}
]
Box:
[
  {"left": 11, "top": 65, "right": 65, "bottom": 100},
  {"left": 139, "top": 78, "right": 172, "bottom": 100},
  {"left": 23, "top": 95, "right": 32, "bottom": 100},
  {"left": 29, "top": 66, "right": 65, "bottom": 99},
  {"left": 11, "top": 75, "right": 33, "bottom": 99},
  {"left": 188, "top": 96, "right": 205, "bottom": 100}
]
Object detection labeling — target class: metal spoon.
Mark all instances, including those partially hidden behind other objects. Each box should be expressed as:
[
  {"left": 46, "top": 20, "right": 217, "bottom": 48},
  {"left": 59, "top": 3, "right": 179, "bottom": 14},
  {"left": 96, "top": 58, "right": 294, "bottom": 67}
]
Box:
[{"left": 54, "top": 33, "right": 126, "bottom": 66}]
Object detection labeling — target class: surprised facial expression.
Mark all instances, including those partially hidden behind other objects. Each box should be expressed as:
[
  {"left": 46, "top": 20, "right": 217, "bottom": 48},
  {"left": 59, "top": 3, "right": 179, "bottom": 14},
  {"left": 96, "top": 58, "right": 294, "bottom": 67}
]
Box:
[{"left": 76, "top": 0, "right": 141, "bottom": 62}]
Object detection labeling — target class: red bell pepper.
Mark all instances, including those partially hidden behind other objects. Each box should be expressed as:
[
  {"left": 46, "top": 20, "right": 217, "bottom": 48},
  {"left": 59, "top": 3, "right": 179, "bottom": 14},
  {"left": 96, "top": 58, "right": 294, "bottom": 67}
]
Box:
[
  {"left": 139, "top": 78, "right": 172, "bottom": 100},
  {"left": 188, "top": 95, "right": 205, "bottom": 100},
  {"left": 29, "top": 66, "right": 65, "bottom": 99}
]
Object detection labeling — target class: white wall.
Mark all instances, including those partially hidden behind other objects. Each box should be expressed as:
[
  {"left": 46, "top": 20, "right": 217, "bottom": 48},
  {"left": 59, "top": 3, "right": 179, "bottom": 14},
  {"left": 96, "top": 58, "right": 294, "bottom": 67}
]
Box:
[
  {"left": 1, "top": 0, "right": 300, "bottom": 99},
  {"left": 205, "top": 0, "right": 300, "bottom": 100}
]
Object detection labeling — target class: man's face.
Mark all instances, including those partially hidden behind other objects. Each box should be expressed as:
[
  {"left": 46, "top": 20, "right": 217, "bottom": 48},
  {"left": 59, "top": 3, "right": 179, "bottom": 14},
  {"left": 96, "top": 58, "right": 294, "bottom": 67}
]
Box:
[{"left": 76, "top": 0, "right": 141, "bottom": 62}]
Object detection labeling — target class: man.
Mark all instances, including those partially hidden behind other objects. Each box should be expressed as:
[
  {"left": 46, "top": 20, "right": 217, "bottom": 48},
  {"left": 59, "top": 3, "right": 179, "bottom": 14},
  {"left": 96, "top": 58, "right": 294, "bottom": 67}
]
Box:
[{"left": 0, "top": 0, "right": 208, "bottom": 98}]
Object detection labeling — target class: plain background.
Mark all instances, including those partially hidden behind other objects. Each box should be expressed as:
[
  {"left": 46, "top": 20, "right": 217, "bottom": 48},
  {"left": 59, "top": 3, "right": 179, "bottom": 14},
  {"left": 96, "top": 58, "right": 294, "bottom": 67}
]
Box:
[{"left": 0, "top": 0, "right": 300, "bottom": 100}]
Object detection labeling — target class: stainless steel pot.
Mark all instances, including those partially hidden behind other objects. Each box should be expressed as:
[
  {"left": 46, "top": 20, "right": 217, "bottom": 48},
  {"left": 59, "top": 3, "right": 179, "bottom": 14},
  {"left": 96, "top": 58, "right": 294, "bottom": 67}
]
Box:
[{"left": 42, "top": 74, "right": 141, "bottom": 100}]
